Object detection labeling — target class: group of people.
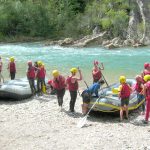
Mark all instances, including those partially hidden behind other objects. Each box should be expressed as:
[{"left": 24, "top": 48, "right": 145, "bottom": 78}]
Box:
[
  {"left": 117, "top": 62, "right": 150, "bottom": 124},
  {"left": 0, "top": 56, "right": 150, "bottom": 124}
]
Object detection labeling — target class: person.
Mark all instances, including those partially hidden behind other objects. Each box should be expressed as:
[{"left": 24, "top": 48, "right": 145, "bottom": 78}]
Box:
[
  {"left": 7, "top": 57, "right": 16, "bottom": 80},
  {"left": 66, "top": 67, "right": 82, "bottom": 113},
  {"left": 118, "top": 76, "right": 132, "bottom": 121},
  {"left": 52, "top": 70, "right": 66, "bottom": 111},
  {"left": 135, "top": 75, "right": 145, "bottom": 115},
  {"left": 142, "top": 75, "right": 150, "bottom": 124},
  {"left": 26, "top": 61, "right": 36, "bottom": 95},
  {"left": 141, "top": 63, "right": 150, "bottom": 80},
  {"left": 92, "top": 60, "right": 104, "bottom": 83},
  {"left": 36, "top": 61, "right": 46, "bottom": 95},
  {"left": 0, "top": 56, "right": 4, "bottom": 84},
  {"left": 47, "top": 79, "right": 56, "bottom": 95},
  {"left": 81, "top": 80, "right": 105, "bottom": 115}
]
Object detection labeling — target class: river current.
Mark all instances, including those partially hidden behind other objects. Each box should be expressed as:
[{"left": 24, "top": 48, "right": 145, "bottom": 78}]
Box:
[{"left": 0, "top": 42, "right": 149, "bottom": 87}]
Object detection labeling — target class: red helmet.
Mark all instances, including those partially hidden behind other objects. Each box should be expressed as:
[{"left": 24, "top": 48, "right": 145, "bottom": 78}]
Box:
[
  {"left": 135, "top": 75, "right": 143, "bottom": 82},
  {"left": 94, "top": 60, "right": 99, "bottom": 65},
  {"left": 28, "top": 61, "right": 32, "bottom": 66},
  {"left": 48, "top": 80, "right": 53, "bottom": 85},
  {"left": 144, "top": 63, "right": 149, "bottom": 69}
]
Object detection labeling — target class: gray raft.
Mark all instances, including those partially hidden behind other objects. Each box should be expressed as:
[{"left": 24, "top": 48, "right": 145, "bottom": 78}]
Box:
[
  {"left": 0, "top": 78, "right": 32, "bottom": 100},
  {"left": 89, "top": 79, "right": 144, "bottom": 112}
]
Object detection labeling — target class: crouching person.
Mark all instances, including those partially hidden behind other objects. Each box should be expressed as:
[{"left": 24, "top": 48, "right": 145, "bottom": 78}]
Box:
[{"left": 81, "top": 80, "right": 105, "bottom": 115}]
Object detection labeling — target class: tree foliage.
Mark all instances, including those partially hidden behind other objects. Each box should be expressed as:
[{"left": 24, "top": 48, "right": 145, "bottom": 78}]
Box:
[{"left": 0, "top": 0, "right": 130, "bottom": 40}]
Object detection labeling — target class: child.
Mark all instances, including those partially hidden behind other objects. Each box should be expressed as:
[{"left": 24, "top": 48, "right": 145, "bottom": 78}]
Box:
[
  {"left": 92, "top": 60, "right": 104, "bottom": 83},
  {"left": 118, "top": 76, "right": 132, "bottom": 121},
  {"left": 142, "top": 75, "right": 150, "bottom": 124},
  {"left": 66, "top": 67, "right": 82, "bottom": 113},
  {"left": 26, "top": 61, "right": 36, "bottom": 95},
  {"left": 7, "top": 57, "right": 16, "bottom": 80},
  {"left": 52, "top": 70, "right": 66, "bottom": 111},
  {"left": 36, "top": 61, "right": 46, "bottom": 95},
  {"left": 135, "top": 75, "right": 145, "bottom": 115}
]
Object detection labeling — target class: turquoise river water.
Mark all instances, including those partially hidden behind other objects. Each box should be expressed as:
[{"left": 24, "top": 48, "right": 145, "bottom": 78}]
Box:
[{"left": 0, "top": 42, "right": 149, "bottom": 87}]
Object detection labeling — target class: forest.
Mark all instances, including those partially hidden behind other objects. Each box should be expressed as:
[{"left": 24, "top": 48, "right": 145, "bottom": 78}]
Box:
[{"left": 0, "top": 0, "right": 135, "bottom": 41}]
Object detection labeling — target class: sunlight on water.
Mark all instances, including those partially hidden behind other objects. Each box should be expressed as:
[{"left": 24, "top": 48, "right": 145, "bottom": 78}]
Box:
[{"left": 0, "top": 42, "right": 150, "bottom": 87}]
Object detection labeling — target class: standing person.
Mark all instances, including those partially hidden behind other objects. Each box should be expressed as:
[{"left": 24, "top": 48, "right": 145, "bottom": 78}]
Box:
[
  {"left": 142, "top": 75, "right": 150, "bottom": 124},
  {"left": 0, "top": 56, "right": 4, "bottom": 84},
  {"left": 66, "top": 67, "right": 82, "bottom": 113},
  {"left": 118, "top": 76, "right": 132, "bottom": 121},
  {"left": 52, "top": 70, "right": 66, "bottom": 111},
  {"left": 26, "top": 61, "right": 36, "bottom": 95},
  {"left": 92, "top": 60, "right": 104, "bottom": 83},
  {"left": 135, "top": 75, "right": 145, "bottom": 115},
  {"left": 141, "top": 63, "right": 150, "bottom": 79},
  {"left": 36, "top": 61, "right": 46, "bottom": 95},
  {"left": 7, "top": 57, "right": 16, "bottom": 80},
  {"left": 81, "top": 80, "right": 105, "bottom": 115}
]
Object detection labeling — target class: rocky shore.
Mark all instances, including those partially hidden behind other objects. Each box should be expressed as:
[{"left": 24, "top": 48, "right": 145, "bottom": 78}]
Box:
[
  {"left": 0, "top": 91, "right": 150, "bottom": 150},
  {"left": 45, "top": 32, "right": 147, "bottom": 49}
]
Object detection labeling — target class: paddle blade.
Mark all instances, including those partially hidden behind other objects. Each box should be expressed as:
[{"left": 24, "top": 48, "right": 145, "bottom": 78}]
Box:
[{"left": 77, "top": 116, "right": 87, "bottom": 128}]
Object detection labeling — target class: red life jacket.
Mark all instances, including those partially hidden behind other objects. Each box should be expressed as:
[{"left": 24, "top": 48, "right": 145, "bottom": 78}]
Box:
[
  {"left": 120, "top": 83, "right": 131, "bottom": 99},
  {"left": 27, "top": 66, "right": 35, "bottom": 79},
  {"left": 145, "top": 81, "right": 150, "bottom": 99},
  {"left": 53, "top": 75, "right": 66, "bottom": 90},
  {"left": 67, "top": 76, "right": 78, "bottom": 91},
  {"left": 135, "top": 83, "right": 143, "bottom": 93},
  {"left": 143, "top": 70, "right": 150, "bottom": 76},
  {"left": 92, "top": 69, "right": 101, "bottom": 80},
  {"left": 38, "top": 67, "right": 46, "bottom": 78},
  {"left": 9, "top": 62, "right": 16, "bottom": 73}
]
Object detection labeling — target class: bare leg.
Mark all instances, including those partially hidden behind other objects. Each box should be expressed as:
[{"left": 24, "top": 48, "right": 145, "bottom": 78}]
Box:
[{"left": 120, "top": 107, "right": 124, "bottom": 121}]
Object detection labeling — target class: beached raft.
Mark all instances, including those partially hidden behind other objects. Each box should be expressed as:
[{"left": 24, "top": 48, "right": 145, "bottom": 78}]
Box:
[
  {"left": 89, "top": 79, "right": 144, "bottom": 112},
  {"left": 0, "top": 78, "right": 32, "bottom": 100}
]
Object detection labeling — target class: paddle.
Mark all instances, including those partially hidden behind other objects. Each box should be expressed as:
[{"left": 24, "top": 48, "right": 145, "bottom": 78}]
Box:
[{"left": 77, "top": 96, "right": 100, "bottom": 128}]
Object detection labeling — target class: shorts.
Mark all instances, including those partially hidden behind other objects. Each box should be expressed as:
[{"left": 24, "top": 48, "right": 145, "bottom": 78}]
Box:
[
  {"left": 121, "top": 98, "right": 129, "bottom": 106},
  {"left": 81, "top": 91, "right": 91, "bottom": 103}
]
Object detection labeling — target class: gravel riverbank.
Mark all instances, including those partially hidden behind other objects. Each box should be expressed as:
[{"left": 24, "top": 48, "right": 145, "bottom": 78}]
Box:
[{"left": 0, "top": 91, "right": 150, "bottom": 150}]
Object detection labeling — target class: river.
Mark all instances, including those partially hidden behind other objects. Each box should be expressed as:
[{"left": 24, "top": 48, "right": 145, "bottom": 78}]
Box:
[{"left": 0, "top": 42, "right": 150, "bottom": 87}]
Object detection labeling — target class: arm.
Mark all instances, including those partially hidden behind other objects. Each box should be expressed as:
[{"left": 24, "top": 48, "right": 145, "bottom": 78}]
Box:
[
  {"left": 143, "top": 84, "right": 147, "bottom": 97},
  {"left": 71, "top": 69, "right": 82, "bottom": 82},
  {"left": 99, "top": 63, "right": 104, "bottom": 70}
]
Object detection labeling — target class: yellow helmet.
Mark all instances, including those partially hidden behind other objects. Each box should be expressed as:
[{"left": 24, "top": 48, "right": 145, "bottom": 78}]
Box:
[
  {"left": 144, "top": 75, "right": 150, "bottom": 82},
  {"left": 38, "top": 61, "right": 42, "bottom": 66},
  {"left": 70, "top": 68, "right": 78, "bottom": 74},
  {"left": 119, "top": 76, "right": 126, "bottom": 84},
  {"left": 10, "top": 57, "right": 14, "bottom": 62},
  {"left": 52, "top": 70, "right": 59, "bottom": 77}
]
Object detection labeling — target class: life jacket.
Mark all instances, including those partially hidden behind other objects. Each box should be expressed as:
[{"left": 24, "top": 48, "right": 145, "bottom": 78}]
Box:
[
  {"left": 27, "top": 66, "right": 35, "bottom": 79},
  {"left": 143, "top": 70, "right": 150, "bottom": 76},
  {"left": 92, "top": 69, "right": 101, "bottom": 80},
  {"left": 53, "top": 75, "right": 66, "bottom": 90},
  {"left": 9, "top": 62, "right": 16, "bottom": 73},
  {"left": 120, "top": 83, "right": 131, "bottom": 99},
  {"left": 67, "top": 76, "right": 78, "bottom": 91},
  {"left": 37, "top": 67, "right": 46, "bottom": 79},
  {"left": 135, "top": 82, "right": 143, "bottom": 93},
  {"left": 145, "top": 81, "right": 150, "bottom": 99}
]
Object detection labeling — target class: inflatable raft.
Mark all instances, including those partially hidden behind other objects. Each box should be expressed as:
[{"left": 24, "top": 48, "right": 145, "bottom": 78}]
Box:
[
  {"left": 89, "top": 79, "right": 145, "bottom": 112},
  {"left": 0, "top": 78, "right": 32, "bottom": 100}
]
